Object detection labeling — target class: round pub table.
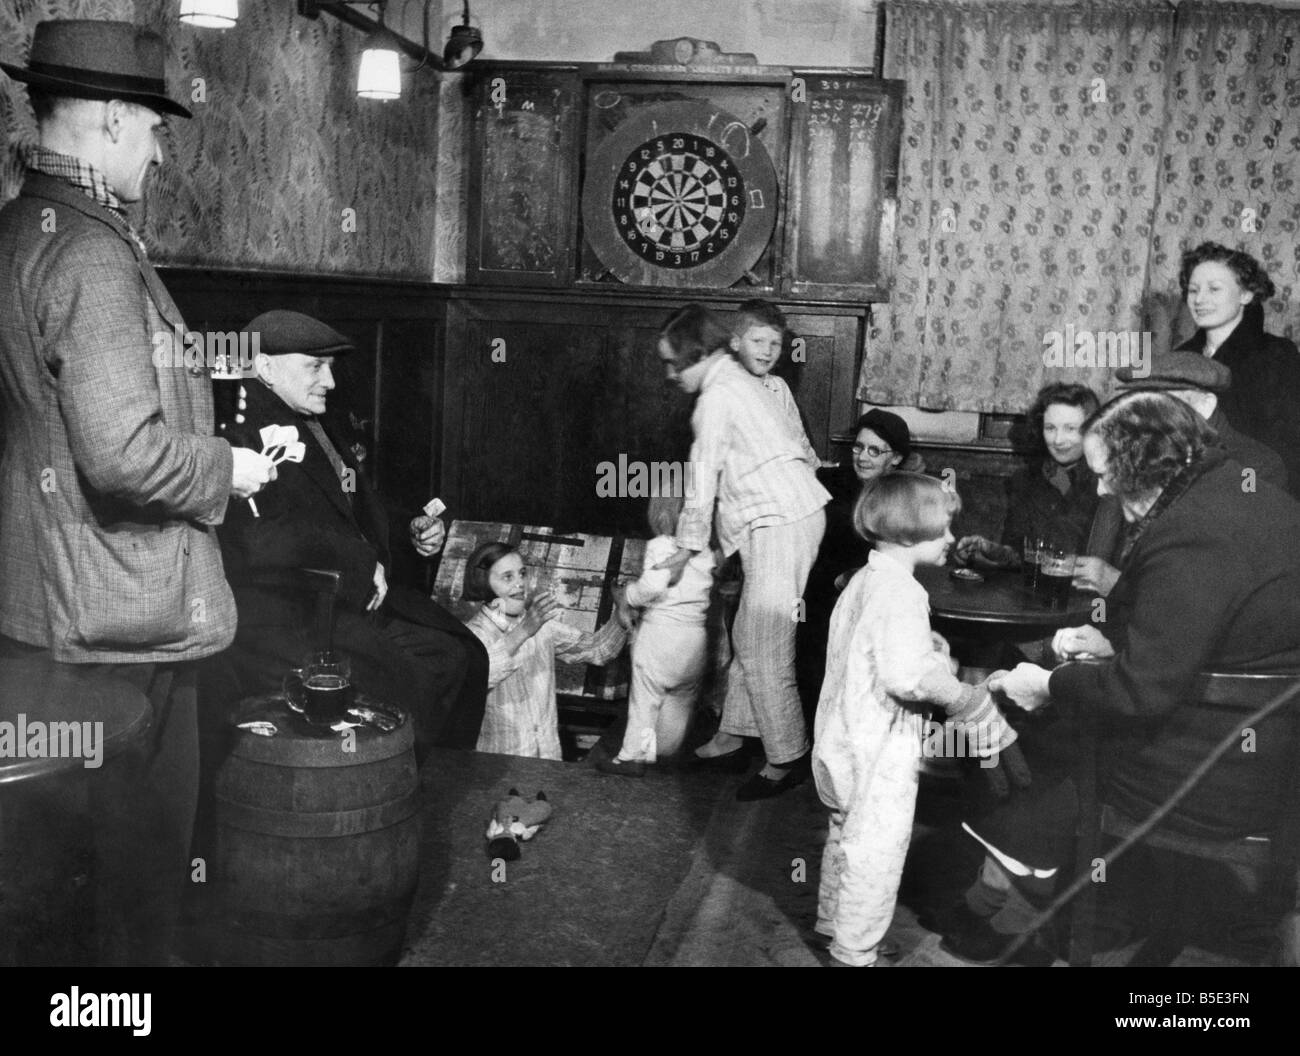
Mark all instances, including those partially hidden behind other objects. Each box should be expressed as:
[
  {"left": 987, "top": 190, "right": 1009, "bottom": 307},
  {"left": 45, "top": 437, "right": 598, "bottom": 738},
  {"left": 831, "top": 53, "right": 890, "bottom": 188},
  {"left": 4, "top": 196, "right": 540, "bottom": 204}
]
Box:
[
  {"left": 0, "top": 657, "right": 151, "bottom": 965},
  {"left": 915, "top": 565, "right": 1097, "bottom": 668}
]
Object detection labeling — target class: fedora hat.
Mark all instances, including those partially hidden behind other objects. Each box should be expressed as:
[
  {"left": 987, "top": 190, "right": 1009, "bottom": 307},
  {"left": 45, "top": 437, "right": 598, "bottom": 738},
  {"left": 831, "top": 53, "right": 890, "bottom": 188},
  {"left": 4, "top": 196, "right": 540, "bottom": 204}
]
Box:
[{"left": 0, "top": 19, "right": 192, "bottom": 119}]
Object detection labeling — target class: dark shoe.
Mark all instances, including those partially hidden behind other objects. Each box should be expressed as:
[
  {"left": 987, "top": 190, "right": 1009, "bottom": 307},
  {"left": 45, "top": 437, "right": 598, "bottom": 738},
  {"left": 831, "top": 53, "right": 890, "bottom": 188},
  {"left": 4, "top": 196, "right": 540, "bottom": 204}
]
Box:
[
  {"left": 940, "top": 914, "right": 1056, "bottom": 966},
  {"left": 919, "top": 899, "right": 988, "bottom": 937},
  {"left": 595, "top": 755, "right": 646, "bottom": 778},
  {"left": 735, "top": 755, "right": 810, "bottom": 801},
  {"left": 688, "top": 743, "right": 752, "bottom": 773}
]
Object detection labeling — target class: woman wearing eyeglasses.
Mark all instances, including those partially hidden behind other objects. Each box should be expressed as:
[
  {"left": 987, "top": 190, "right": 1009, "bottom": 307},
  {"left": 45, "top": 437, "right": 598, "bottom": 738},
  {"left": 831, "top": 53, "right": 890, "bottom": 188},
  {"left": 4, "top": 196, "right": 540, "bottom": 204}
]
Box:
[
  {"left": 797, "top": 410, "right": 925, "bottom": 705},
  {"left": 828, "top": 410, "right": 926, "bottom": 584}
]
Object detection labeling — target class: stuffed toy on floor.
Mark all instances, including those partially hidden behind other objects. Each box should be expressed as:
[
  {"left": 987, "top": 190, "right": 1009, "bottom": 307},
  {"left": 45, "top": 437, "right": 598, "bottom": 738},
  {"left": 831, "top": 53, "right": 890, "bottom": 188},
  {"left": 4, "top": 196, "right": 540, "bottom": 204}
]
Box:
[{"left": 485, "top": 789, "right": 552, "bottom": 861}]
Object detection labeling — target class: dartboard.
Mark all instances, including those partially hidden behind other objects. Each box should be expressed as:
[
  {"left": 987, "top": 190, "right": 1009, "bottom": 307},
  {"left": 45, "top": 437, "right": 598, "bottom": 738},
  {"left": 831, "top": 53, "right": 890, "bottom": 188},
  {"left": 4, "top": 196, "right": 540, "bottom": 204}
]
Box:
[
  {"left": 615, "top": 133, "right": 745, "bottom": 267},
  {"left": 583, "top": 101, "right": 778, "bottom": 288}
]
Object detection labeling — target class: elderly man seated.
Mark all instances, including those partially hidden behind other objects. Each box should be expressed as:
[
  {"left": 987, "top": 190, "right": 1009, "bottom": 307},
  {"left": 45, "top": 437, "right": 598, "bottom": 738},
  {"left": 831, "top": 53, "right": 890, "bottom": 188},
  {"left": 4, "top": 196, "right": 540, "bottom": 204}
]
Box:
[{"left": 216, "top": 310, "right": 487, "bottom": 756}]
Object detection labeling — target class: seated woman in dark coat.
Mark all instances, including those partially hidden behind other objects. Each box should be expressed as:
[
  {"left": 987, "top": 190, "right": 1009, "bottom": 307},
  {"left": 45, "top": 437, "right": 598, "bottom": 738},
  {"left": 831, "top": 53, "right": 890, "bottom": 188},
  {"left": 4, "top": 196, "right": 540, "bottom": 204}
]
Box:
[
  {"left": 938, "top": 391, "right": 1300, "bottom": 962},
  {"left": 1175, "top": 242, "right": 1300, "bottom": 497},
  {"left": 797, "top": 410, "right": 924, "bottom": 708},
  {"left": 954, "top": 383, "right": 1101, "bottom": 571}
]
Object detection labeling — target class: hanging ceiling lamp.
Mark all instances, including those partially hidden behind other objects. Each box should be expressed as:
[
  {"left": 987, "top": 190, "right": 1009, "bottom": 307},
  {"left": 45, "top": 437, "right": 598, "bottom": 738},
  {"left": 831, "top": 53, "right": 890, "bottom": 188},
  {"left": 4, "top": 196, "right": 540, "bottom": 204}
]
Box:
[
  {"left": 179, "top": 0, "right": 239, "bottom": 29},
  {"left": 357, "top": 30, "right": 402, "bottom": 99}
]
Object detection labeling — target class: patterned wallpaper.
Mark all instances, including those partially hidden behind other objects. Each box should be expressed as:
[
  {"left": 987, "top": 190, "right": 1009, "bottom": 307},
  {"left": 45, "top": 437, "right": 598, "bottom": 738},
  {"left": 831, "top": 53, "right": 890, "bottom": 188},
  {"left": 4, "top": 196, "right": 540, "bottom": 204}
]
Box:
[{"left": 1, "top": 0, "right": 441, "bottom": 277}]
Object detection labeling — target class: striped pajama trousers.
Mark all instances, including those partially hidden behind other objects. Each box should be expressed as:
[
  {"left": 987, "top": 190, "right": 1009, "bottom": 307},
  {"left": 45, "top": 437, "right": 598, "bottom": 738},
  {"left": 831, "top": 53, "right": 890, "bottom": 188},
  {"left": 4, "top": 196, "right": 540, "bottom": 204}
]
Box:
[{"left": 720, "top": 508, "right": 825, "bottom": 765}]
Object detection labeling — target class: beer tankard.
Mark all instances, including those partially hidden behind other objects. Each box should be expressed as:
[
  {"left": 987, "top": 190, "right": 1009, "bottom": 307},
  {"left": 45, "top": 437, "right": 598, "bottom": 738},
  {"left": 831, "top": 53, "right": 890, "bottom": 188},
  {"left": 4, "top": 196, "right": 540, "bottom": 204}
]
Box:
[
  {"left": 1037, "top": 543, "right": 1077, "bottom": 610},
  {"left": 1021, "top": 535, "right": 1042, "bottom": 593},
  {"left": 283, "top": 652, "right": 355, "bottom": 725}
]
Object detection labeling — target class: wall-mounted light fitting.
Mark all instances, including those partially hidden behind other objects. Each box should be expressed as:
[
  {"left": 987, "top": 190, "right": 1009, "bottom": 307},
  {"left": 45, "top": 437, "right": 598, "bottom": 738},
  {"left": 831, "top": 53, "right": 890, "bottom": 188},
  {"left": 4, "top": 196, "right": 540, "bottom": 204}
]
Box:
[
  {"left": 443, "top": 1, "right": 483, "bottom": 70},
  {"left": 179, "top": 0, "right": 239, "bottom": 28},
  {"left": 298, "top": 0, "right": 486, "bottom": 89},
  {"left": 358, "top": 26, "right": 403, "bottom": 100}
]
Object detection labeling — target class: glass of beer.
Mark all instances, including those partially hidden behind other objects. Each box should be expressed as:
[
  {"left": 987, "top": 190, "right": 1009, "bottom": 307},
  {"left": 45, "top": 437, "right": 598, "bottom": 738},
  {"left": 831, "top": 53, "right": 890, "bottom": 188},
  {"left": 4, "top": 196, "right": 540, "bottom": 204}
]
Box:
[
  {"left": 1038, "top": 544, "right": 1077, "bottom": 610},
  {"left": 283, "top": 652, "right": 354, "bottom": 725},
  {"left": 1021, "top": 536, "right": 1041, "bottom": 593}
]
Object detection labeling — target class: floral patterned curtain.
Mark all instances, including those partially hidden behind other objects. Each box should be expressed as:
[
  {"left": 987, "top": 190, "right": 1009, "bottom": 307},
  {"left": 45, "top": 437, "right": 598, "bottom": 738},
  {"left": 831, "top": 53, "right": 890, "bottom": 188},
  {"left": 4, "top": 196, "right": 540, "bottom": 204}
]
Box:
[
  {"left": 865, "top": 0, "right": 1175, "bottom": 413},
  {"left": 1148, "top": 1, "right": 1300, "bottom": 345}
]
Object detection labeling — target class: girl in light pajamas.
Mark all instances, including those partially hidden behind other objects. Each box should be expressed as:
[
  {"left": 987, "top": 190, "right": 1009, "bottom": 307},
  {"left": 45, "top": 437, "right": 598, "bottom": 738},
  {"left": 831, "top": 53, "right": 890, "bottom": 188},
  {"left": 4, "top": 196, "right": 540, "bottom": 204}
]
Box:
[
  {"left": 598, "top": 494, "right": 717, "bottom": 776},
  {"left": 813, "top": 473, "right": 1016, "bottom": 966}
]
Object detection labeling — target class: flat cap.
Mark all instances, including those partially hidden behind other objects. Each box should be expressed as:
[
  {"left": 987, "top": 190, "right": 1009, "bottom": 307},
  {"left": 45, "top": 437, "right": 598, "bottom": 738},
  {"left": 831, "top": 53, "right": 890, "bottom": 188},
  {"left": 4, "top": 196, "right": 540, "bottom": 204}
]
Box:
[
  {"left": 1116, "top": 350, "right": 1231, "bottom": 393},
  {"left": 242, "top": 310, "right": 355, "bottom": 357}
]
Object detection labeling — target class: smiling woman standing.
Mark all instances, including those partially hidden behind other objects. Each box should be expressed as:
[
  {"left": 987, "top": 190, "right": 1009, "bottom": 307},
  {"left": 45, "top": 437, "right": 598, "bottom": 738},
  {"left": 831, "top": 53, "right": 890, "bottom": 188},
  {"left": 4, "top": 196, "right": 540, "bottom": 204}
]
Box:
[{"left": 1175, "top": 242, "right": 1300, "bottom": 496}]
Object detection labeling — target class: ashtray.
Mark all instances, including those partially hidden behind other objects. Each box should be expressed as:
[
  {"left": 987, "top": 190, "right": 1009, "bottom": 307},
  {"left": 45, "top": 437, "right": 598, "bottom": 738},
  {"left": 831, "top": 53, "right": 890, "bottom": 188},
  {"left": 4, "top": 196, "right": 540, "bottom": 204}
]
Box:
[{"left": 949, "top": 568, "right": 984, "bottom": 583}]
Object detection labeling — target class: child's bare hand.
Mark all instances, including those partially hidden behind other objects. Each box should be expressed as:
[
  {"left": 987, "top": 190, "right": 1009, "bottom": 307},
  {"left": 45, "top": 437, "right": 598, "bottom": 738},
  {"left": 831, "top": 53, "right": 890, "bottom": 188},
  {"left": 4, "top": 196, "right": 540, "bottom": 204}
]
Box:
[
  {"left": 521, "top": 592, "right": 562, "bottom": 636},
  {"left": 610, "top": 584, "right": 637, "bottom": 630},
  {"left": 653, "top": 547, "right": 695, "bottom": 587}
]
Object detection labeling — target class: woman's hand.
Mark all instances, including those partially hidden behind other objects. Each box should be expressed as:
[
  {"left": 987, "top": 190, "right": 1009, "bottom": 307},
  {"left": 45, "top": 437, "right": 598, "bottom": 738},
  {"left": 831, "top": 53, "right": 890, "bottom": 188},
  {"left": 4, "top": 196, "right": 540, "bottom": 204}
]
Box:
[
  {"left": 1051, "top": 624, "right": 1116, "bottom": 662},
  {"left": 989, "top": 662, "right": 1052, "bottom": 712},
  {"left": 520, "top": 592, "right": 562, "bottom": 637},
  {"left": 955, "top": 535, "right": 1016, "bottom": 570},
  {"left": 1071, "top": 556, "right": 1119, "bottom": 597}
]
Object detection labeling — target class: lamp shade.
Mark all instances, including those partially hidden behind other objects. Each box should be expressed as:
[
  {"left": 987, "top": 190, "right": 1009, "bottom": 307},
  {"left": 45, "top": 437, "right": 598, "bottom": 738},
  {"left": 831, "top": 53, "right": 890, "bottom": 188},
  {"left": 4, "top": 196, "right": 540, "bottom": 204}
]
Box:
[
  {"left": 357, "top": 45, "right": 401, "bottom": 100},
  {"left": 179, "top": 0, "right": 239, "bottom": 28}
]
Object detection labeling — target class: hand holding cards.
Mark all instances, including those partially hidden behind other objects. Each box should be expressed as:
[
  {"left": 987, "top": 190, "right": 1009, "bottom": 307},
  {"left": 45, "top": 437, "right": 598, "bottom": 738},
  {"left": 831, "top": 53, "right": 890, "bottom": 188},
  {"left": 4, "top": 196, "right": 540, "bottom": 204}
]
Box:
[{"left": 411, "top": 498, "right": 447, "bottom": 556}]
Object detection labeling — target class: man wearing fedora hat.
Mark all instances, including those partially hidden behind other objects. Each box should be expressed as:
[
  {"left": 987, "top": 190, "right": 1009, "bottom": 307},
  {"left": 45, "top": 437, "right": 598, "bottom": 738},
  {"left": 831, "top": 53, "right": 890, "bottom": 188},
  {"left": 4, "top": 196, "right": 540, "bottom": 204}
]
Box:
[
  {"left": 0, "top": 19, "right": 275, "bottom": 965},
  {"left": 217, "top": 311, "right": 489, "bottom": 760}
]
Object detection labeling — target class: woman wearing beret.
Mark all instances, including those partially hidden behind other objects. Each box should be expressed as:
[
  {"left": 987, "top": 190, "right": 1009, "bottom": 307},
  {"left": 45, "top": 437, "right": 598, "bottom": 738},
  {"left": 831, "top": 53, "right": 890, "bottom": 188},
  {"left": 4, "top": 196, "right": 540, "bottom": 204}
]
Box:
[
  {"left": 1175, "top": 242, "right": 1300, "bottom": 497},
  {"left": 939, "top": 391, "right": 1300, "bottom": 962},
  {"left": 797, "top": 410, "right": 925, "bottom": 706}
]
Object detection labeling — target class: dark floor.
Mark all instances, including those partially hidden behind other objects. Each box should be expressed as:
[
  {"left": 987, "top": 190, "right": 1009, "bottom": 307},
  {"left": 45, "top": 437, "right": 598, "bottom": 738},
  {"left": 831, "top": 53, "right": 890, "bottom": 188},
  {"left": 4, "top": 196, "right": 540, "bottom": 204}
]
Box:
[{"left": 397, "top": 737, "right": 1262, "bottom": 968}]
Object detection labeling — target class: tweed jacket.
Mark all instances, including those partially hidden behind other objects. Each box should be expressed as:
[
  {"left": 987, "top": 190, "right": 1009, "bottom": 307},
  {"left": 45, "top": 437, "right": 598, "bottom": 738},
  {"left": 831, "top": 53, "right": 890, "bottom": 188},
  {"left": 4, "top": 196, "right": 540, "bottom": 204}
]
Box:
[{"left": 0, "top": 173, "right": 235, "bottom": 662}]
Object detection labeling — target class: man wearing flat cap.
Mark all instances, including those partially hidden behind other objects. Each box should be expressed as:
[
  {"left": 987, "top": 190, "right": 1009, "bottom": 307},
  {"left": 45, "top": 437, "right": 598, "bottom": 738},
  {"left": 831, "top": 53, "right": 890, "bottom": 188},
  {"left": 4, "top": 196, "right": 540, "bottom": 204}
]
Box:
[
  {"left": 218, "top": 311, "right": 488, "bottom": 757},
  {"left": 0, "top": 19, "right": 275, "bottom": 964},
  {"left": 1074, "top": 350, "right": 1289, "bottom": 595}
]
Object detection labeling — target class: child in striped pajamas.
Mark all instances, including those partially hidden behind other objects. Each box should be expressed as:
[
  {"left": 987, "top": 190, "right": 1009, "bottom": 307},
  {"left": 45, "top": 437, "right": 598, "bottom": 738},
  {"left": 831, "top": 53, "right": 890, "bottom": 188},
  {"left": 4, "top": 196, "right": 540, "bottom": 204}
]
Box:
[
  {"left": 655, "top": 303, "right": 830, "bottom": 801},
  {"left": 462, "top": 542, "right": 627, "bottom": 760},
  {"left": 812, "top": 473, "right": 1016, "bottom": 966}
]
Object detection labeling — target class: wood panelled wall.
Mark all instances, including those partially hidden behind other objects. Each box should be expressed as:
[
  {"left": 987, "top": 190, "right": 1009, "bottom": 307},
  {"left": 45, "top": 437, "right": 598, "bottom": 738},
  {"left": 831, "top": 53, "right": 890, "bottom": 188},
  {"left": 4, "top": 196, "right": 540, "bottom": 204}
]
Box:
[{"left": 162, "top": 269, "right": 1021, "bottom": 587}]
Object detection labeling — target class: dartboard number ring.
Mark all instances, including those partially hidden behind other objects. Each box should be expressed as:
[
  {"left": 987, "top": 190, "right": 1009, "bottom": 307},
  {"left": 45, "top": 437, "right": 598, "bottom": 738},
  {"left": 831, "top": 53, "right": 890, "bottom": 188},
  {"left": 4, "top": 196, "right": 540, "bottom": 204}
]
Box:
[
  {"left": 583, "top": 101, "right": 778, "bottom": 288},
  {"left": 614, "top": 134, "right": 745, "bottom": 268}
]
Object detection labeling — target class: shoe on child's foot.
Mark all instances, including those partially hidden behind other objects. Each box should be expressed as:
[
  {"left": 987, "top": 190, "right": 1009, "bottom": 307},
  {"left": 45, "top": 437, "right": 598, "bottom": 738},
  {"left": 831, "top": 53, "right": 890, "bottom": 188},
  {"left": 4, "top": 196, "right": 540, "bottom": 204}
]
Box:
[{"left": 595, "top": 755, "right": 646, "bottom": 777}]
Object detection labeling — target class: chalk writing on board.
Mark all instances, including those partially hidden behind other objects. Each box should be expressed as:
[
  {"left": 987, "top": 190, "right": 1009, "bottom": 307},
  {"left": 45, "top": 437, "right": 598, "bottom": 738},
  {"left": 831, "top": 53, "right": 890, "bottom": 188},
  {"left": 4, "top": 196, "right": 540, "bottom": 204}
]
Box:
[
  {"left": 787, "top": 77, "right": 901, "bottom": 296},
  {"left": 474, "top": 76, "right": 578, "bottom": 280}
]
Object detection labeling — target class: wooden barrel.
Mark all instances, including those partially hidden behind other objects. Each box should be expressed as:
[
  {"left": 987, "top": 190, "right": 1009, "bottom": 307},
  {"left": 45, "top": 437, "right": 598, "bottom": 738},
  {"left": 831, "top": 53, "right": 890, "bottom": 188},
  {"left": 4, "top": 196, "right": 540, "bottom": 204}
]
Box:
[{"left": 209, "top": 698, "right": 419, "bottom": 967}]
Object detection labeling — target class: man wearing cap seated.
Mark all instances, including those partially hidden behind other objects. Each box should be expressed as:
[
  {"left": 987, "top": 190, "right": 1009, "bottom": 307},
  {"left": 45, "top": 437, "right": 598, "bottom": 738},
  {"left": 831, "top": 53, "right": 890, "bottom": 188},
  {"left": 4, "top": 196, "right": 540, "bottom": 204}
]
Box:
[
  {"left": 217, "top": 310, "right": 488, "bottom": 757},
  {"left": 0, "top": 19, "right": 275, "bottom": 965},
  {"left": 1073, "top": 350, "right": 1288, "bottom": 597}
]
